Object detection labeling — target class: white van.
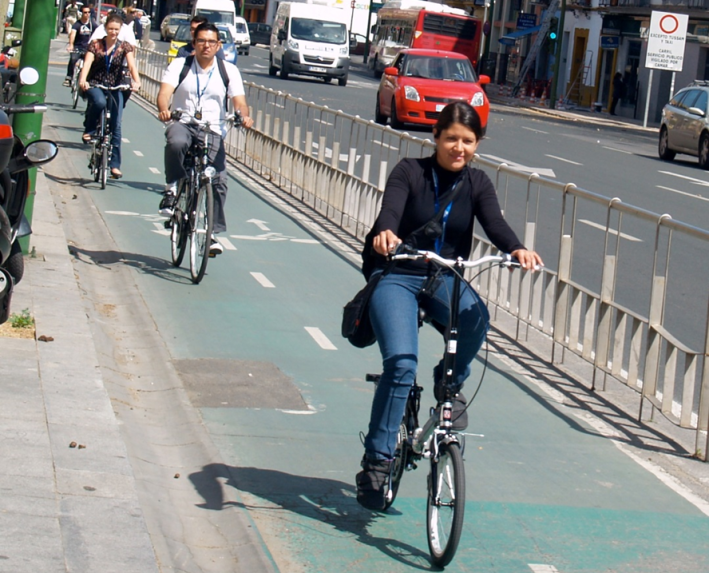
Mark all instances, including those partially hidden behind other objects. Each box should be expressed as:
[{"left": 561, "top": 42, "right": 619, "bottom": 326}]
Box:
[
  {"left": 269, "top": 2, "right": 350, "bottom": 87},
  {"left": 192, "top": 0, "right": 251, "bottom": 54}
]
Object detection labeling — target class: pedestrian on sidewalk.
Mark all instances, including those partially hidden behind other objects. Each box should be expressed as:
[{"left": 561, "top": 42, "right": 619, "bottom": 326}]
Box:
[
  {"left": 79, "top": 13, "right": 141, "bottom": 179},
  {"left": 610, "top": 72, "right": 625, "bottom": 116}
]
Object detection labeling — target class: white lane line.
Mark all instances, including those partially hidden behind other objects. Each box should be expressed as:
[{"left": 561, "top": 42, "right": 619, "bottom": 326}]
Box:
[
  {"left": 522, "top": 126, "right": 549, "bottom": 134},
  {"left": 480, "top": 154, "right": 556, "bottom": 178},
  {"left": 122, "top": 138, "right": 130, "bottom": 143},
  {"left": 105, "top": 210, "right": 140, "bottom": 216},
  {"left": 545, "top": 154, "right": 582, "bottom": 165},
  {"left": 305, "top": 327, "right": 337, "bottom": 350},
  {"left": 149, "top": 167, "right": 161, "bottom": 174},
  {"left": 133, "top": 150, "right": 144, "bottom": 157},
  {"left": 291, "top": 238, "right": 319, "bottom": 244},
  {"left": 250, "top": 272, "right": 274, "bottom": 288},
  {"left": 579, "top": 219, "right": 641, "bottom": 242},
  {"left": 217, "top": 236, "right": 237, "bottom": 251},
  {"left": 603, "top": 145, "right": 633, "bottom": 155},
  {"left": 314, "top": 118, "right": 335, "bottom": 127},
  {"left": 372, "top": 141, "right": 400, "bottom": 150},
  {"left": 658, "top": 170, "right": 709, "bottom": 187},
  {"left": 151, "top": 222, "right": 170, "bottom": 236},
  {"left": 529, "top": 565, "right": 559, "bottom": 573},
  {"left": 657, "top": 185, "right": 709, "bottom": 202}
]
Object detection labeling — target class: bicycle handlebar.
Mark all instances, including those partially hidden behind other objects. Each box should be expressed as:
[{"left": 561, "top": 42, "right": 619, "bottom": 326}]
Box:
[
  {"left": 170, "top": 108, "right": 244, "bottom": 128},
  {"left": 389, "top": 246, "right": 522, "bottom": 270},
  {"left": 91, "top": 84, "right": 132, "bottom": 91}
]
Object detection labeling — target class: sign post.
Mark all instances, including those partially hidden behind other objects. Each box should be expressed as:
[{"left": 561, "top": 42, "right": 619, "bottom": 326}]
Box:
[{"left": 643, "top": 10, "right": 688, "bottom": 127}]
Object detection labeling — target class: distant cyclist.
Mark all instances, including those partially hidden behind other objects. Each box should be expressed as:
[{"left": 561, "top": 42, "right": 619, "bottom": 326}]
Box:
[
  {"left": 176, "top": 15, "right": 227, "bottom": 62},
  {"left": 64, "top": 5, "right": 97, "bottom": 87},
  {"left": 156, "top": 22, "right": 253, "bottom": 256}
]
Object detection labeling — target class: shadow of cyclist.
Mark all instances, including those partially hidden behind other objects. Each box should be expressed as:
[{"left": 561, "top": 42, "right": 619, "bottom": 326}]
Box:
[{"left": 189, "top": 463, "right": 439, "bottom": 570}]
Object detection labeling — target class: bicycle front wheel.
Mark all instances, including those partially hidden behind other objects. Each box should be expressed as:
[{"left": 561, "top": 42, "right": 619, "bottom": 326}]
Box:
[
  {"left": 72, "top": 81, "right": 80, "bottom": 109},
  {"left": 427, "top": 441, "right": 465, "bottom": 568},
  {"left": 189, "top": 181, "right": 213, "bottom": 284},
  {"left": 100, "top": 144, "right": 108, "bottom": 189},
  {"left": 170, "top": 181, "right": 188, "bottom": 267}
]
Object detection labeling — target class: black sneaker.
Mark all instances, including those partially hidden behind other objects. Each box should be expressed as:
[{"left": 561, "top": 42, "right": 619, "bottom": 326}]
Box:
[
  {"left": 434, "top": 393, "right": 468, "bottom": 431},
  {"left": 356, "top": 456, "right": 392, "bottom": 511},
  {"left": 209, "top": 236, "right": 224, "bottom": 256},
  {"left": 159, "top": 192, "right": 176, "bottom": 217}
]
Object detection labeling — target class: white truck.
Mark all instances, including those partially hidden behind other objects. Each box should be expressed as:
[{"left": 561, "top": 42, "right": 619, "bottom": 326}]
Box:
[
  {"left": 269, "top": 1, "right": 351, "bottom": 87},
  {"left": 192, "top": 0, "right": 251, "bottom": 55}
]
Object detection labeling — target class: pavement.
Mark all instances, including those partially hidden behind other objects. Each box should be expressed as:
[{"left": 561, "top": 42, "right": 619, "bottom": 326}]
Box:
[{"left": 0, "top": 46, "right": 688, "bottom": 573}]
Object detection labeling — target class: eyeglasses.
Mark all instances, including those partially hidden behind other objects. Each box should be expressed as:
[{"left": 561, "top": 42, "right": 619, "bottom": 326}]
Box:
[
  {"left": 195, "top": 39, "right": 219, "bottom": 47},
  {"left": 82, "top": 10, "right": 91, "bottom": 13}
]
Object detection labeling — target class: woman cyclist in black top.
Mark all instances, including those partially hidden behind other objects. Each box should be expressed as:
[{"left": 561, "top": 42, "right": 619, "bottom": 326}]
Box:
[{"left": 356, "top": 101, "right": 543, "bottom": 510}]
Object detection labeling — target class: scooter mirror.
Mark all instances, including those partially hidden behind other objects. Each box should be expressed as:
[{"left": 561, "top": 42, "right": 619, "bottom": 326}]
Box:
[
  {"left": 19, "top": 67, "right": 40, "bottom": 87},
  {"left": 25, "top": 140, "right": 58, "bottom": 165}
]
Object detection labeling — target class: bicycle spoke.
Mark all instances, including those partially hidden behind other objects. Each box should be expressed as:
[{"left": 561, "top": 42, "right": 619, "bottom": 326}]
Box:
[{"left": 189, "top": 181, "right": 213, "bottom": 284}]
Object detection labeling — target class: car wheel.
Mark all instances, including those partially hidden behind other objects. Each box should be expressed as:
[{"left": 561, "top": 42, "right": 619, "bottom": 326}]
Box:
[
  {"left": 375, "top": 93, "right": 386, "bottom": 124},
  {"left": 390, "top": 98, "right": 403, "bottom": 129},
  {"left": 658, "top": 126, "right": 676, "bottom": 161},
  {"left": 245, "top": 48, "right": 250, "bottom": 56},
  {"left": 699, "top": 133, "right": 709, "bottom": 169},
  {"left": 281, "top": 59, "right": 290, "bottom": 79},
  {"left": 338, "top": 75, "right": 347, "bottom": 87},
  {"left": 269, "top": 55, "right": 277, "bottom": 76}
]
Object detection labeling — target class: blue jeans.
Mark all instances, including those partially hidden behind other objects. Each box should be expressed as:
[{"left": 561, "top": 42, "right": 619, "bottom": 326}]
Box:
[
  {"left": 364, "top": 271, "right": 490, "bottom": 461},
  {"left": 84, "top": 87, "right": 123, "bottom": 170}
]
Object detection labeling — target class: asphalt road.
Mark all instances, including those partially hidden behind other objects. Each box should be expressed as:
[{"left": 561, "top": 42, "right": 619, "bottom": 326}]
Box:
[{"left": 38, "top": 44, "right": 709, "bottom": 572}]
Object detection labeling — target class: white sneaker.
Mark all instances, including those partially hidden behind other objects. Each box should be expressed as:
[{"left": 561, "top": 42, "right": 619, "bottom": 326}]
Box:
[
  {"left": 209, "top": 235, "right": 224, "bottom": 256},
  {"left": 164, "top": 181, "right": 177, "bottom": 194}
]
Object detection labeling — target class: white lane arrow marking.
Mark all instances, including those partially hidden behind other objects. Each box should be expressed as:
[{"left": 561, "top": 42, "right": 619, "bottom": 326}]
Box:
[
  {"left": 658, "top": 170, "right": 709, "bottom": 187},
  {"left": 247, "top": 218, "right": 270, "bottom": 231},
  {"left": 480, "top": 154, "right": 556, "bottom": 178}
]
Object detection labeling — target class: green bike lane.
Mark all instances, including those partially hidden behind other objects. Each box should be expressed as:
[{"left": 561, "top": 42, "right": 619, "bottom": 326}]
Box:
[{"left": 42, "top": 64, "right": 709, "bottom": 572}]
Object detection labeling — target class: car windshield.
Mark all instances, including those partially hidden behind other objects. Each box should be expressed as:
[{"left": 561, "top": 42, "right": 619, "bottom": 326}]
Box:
[
  {"left": 174, "top": 25, "right": 192, "bottom": 42},
  {"left": 199, "top": 10, "right": 233, "bottom": 25},
  {"left": 170, "top": 15, "right": 189, "bottom": 25},
  {"left": 218, "top": 28, "right": 233, "bottom": 43},
  {"left": 402, "top": 56, "right": 477, "bottom": 82},
  {"left": 290, "top": 18, "right": 346, "bottom": 44},
  {"left": 235, "top": 22, "right": 247, "bottom": 33}
]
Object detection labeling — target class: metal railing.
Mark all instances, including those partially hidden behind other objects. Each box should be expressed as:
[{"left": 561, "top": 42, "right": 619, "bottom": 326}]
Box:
[{"left": 135, "top": 49, "right": 709, "bottom": 459}]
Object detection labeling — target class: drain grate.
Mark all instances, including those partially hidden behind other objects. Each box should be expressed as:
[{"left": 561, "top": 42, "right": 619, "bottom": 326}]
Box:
[{"left": 174, "top": 359, "right": 308, "bottom": 410}]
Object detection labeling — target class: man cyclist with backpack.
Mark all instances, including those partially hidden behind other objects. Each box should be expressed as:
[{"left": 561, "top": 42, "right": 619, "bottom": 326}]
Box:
[{"left": 156, "top": 22, "right": 253, "bottom": 256}]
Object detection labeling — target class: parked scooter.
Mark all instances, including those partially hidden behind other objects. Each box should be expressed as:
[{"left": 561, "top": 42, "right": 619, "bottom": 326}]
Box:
[{"left": 0, "top": 67, "right": 59, "bottom": 323}]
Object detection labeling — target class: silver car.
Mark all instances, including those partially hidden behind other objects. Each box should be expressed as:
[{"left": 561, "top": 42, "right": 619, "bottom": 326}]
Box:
[
  {"left": 160, "top": 13, "right": 190, "bottom": 42},
  {"left": 659, "top": 81, "right": 709, "bottom": 169}
]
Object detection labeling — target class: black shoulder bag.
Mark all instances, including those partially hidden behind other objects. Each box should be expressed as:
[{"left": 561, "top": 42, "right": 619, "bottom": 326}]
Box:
[{"left": 341, "top": 172, "right": 466, "bottom": 349}]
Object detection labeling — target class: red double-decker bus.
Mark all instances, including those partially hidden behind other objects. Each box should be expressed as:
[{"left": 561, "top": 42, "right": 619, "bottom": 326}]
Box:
[{"left": 367, "top": 0, "right": 482, "bottom": 77}]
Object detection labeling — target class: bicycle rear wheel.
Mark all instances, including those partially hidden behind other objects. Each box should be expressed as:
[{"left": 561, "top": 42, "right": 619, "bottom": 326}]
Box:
[
  {"left": 71, "top": 63, "right": 82, "bottom": 109},
  {"left": 170, "top": 180, "right": 188, "bottom": 267},
  {"left": 427, "top": 440, "right": 465, "bottom": 568},
  {"left": 91, "top": 143, "right": 100, "bottom": 182},
  {"left": 189, "top": 180, "right": 213, "bottom": 284}
]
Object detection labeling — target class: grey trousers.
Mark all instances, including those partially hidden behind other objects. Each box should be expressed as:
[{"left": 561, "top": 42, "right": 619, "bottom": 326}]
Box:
[{"left": 164, "top": 122, "right": 229, "bottom": 234}]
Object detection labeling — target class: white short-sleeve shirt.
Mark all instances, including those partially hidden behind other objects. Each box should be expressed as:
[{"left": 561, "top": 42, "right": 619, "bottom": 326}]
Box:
[{"left": 162, "top": 57, "right": 246, "bottom": 136}]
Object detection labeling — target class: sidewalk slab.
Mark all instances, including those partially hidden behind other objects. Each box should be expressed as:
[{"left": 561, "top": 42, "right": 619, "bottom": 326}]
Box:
[{"left": 0, "top": 172, "right": 159, "bottom": 573}]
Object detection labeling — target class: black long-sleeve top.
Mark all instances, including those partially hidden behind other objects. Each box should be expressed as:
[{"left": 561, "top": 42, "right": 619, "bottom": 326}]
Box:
[{"left": 363, "top": 155, "right": 525, "bottom": 277}]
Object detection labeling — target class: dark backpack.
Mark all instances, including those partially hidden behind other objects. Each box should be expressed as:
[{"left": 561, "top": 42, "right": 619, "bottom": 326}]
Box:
[{"left": 177, "top": 55, "right": 230, "bottom": 110}]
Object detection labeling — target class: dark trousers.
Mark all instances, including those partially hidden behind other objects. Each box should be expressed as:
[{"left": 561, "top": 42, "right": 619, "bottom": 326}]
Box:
[
  {"left": 83, "top": 88, "right": 123, "bottom": 170},
  {"left": 66, "top": 51, "right": 84, "bottom": 78},
  {"left": 164, "top": 122, "right": 228, "bottom": 234}
]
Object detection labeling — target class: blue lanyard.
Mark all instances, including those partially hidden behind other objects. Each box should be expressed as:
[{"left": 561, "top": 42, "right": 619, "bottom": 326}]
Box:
[
  {"left": 103, "top": 40, "right": 117, "bottom": 71},
  {"left": 431, "top": 169, "right": 458, "bottom": 255},
  {"left": 194, "top": 62, "right": 215, "bottom": 110}
]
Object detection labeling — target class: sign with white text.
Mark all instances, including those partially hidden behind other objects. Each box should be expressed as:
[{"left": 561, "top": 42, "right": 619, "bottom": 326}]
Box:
[{"left": 645, "top": 11, "right": 688, "bottom": 71}]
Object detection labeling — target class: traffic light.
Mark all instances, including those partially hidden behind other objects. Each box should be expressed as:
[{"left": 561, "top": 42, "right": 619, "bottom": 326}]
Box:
[{"left": 548, "top": 16, "right": 559, "bottom": 43}]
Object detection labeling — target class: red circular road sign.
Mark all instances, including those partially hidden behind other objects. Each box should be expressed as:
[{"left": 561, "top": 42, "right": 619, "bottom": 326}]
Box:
[{"left": 659, "top": 14, "right": 679, "bottom": 35}]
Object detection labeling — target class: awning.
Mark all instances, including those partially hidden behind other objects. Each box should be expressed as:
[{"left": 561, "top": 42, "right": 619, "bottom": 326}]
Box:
[{"left": 498, "top": 25, "right": 542, "bottom": 46}]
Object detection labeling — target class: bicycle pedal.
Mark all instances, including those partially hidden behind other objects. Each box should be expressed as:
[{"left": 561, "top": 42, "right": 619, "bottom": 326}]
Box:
[{"left": 163, "top": 220, "right": 172, "bottom": 230}]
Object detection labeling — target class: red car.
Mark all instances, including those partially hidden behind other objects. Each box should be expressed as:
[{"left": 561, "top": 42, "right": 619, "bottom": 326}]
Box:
[{"left": 375, "top": 49, "right": 490, "bottom": 132}]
